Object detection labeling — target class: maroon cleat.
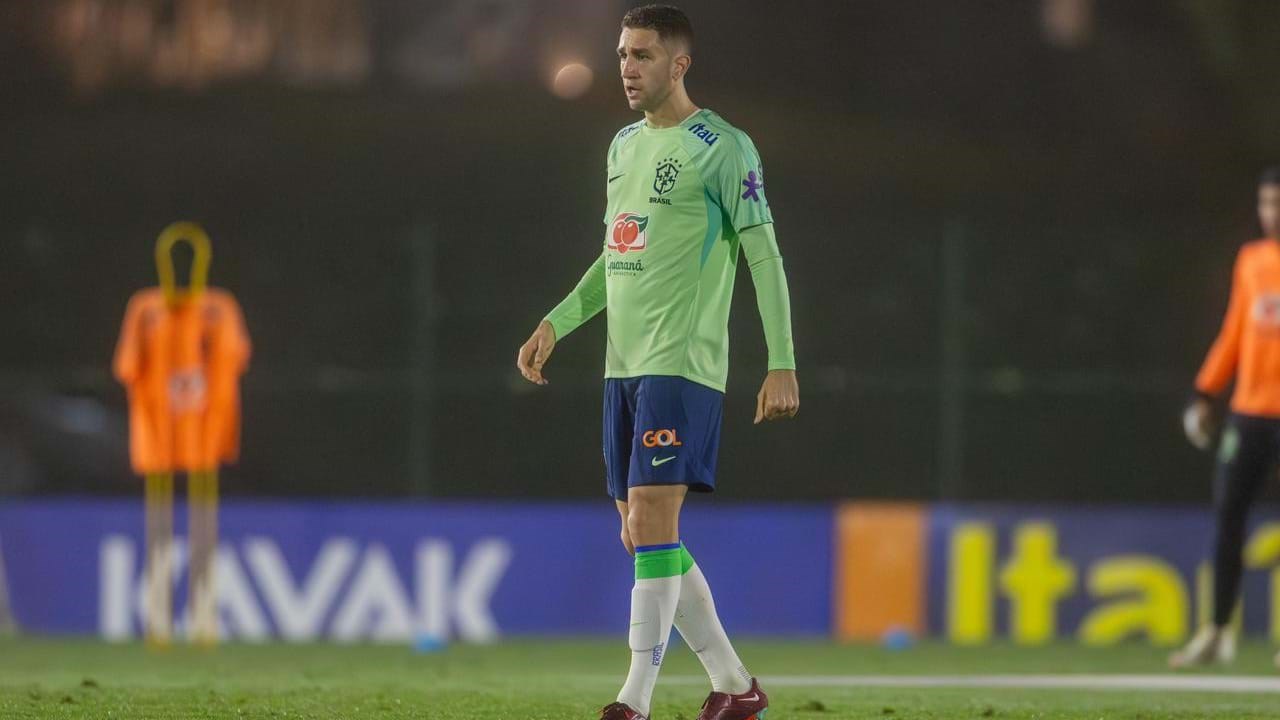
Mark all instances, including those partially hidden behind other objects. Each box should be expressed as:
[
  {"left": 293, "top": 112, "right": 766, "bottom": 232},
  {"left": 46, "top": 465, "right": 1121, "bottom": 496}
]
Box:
[
  {"left": 599, "top": 701, "right": 648, "bottom": 720},
  {"left": 696, "top": 678, "right": 769, "bottom": 720}
]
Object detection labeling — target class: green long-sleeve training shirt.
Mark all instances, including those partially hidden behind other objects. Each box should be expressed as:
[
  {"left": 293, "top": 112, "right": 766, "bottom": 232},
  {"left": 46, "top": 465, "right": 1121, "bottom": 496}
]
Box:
[{"left": 545, "top": 108, "right": 795, "bottom": 392}]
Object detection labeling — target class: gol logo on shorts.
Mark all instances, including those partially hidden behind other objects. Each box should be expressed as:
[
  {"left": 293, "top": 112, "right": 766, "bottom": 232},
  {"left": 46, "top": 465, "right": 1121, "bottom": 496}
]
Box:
[{"left": 642, "top": 429, "right": 683, "bottom": 448}]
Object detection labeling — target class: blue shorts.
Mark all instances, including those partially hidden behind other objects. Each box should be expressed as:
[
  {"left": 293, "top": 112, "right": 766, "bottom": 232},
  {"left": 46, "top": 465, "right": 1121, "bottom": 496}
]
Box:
[{"left": 603, "top": 375, "right": 724, "bottom": 501}]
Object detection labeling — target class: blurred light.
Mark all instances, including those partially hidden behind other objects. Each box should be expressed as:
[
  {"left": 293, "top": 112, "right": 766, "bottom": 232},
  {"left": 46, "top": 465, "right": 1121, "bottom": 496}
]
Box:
[
  {"left": 1041, "top": 0, "right": 1093, "bottom": 49},
  {"left": 551, "top": 62, "right": 593, "bottom": 100},
  {"left": 43, "top": 0, "right": 370, "bottom": 93}
]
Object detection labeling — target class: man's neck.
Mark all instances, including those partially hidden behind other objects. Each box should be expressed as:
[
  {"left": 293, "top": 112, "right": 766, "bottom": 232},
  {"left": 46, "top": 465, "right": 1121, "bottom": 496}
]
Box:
[{"left": 644, "top": 88, "right": 698, "bottom": 129}]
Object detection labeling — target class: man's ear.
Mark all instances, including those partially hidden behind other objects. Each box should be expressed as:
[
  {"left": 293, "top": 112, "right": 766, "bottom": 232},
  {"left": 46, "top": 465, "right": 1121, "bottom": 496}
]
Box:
[{"left": 673, "top": 53, "right": 692, "bottom": 81}]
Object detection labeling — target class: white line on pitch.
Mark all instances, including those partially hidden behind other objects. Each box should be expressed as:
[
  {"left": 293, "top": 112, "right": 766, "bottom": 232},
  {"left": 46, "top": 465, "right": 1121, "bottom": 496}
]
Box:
[{"left": 631, "top": 675, "right": 1280, "bottom": 694}]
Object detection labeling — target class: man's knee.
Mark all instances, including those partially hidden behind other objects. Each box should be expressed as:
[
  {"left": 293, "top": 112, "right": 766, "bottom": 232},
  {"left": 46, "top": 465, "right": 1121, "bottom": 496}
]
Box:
[
  {"left": 626, "top": 498, "right": 656, "bottom": 539},
  {"left": 617, "top": 502, "right": 635, "bottom": 555},
  {"left": 624, "top": 486, "right": 684, "bottom": 545}
]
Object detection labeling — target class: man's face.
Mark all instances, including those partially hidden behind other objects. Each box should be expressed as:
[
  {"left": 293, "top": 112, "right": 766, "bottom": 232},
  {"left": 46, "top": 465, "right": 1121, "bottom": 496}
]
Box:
[
  {"left": 1261, "top": 183, "right": 1280, "bottom": 239},
  {"left": 617, "top": 27, "right": 680, "bottom": 112}
]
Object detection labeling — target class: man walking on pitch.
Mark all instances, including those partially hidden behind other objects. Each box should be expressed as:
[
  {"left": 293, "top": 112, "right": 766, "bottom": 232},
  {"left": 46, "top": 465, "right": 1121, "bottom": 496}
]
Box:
[{"left": 516, "top": 5, "right": 798, "bottom": 719}]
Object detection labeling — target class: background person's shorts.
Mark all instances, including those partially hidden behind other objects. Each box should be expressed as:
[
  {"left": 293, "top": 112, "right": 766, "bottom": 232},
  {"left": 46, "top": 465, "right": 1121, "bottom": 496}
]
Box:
[{"left": 603, "top": 375, "right": 724, "bottom": 501}]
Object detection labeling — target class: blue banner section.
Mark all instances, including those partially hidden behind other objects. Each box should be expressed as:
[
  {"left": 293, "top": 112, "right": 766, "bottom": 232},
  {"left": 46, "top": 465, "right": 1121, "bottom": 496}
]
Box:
[
  {"left": 927, "top": 503, "right": 1280, "bottom": 645},
  {"left": 0, "top": 499, "right": 832, "bottom": 641}
]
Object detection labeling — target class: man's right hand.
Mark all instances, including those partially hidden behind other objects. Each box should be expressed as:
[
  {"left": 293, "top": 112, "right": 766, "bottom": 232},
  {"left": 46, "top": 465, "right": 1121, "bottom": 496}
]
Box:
[
  {"left": 516, "top": 320, "right": 557, "bottom": 386},
  {"left": 1183, "top": 397, "right": 1216, "bottom": 450}
]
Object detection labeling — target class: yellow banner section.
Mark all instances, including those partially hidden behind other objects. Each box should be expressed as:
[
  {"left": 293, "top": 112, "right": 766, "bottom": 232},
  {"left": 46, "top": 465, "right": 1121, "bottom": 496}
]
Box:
[
  {"left": 834, "top": 502, "right": 926, "bottom": 641},
  {"left": 941, "top": 519, "right": 1280, "bottom": 646}
]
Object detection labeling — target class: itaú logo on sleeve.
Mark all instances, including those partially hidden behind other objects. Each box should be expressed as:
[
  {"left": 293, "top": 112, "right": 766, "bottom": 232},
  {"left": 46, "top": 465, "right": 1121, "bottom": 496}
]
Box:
[
  {"left": 608, "top": 212, "right": 649, "bottom": 254},
  {"left": 642, "top": 428, "right": 683, "bottom": 448}
]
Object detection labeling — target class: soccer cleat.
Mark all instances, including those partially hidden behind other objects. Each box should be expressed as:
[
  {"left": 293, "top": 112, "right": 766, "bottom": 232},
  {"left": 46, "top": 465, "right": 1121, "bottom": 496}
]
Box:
[
  {"left": 1168, "top": 625, "right": 1236, "bottom": 669},
  {"left": 599, "top": 701, "right": 648, "bottom": 720},
  {"left": 696, "top": 677, "right": 769, "bottom": 720}
]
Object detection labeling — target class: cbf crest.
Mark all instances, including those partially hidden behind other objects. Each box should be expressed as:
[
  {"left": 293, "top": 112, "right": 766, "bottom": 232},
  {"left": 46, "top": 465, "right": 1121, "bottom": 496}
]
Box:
[{"left": 653, "top": 156, "right": 682, "bottom": 195}]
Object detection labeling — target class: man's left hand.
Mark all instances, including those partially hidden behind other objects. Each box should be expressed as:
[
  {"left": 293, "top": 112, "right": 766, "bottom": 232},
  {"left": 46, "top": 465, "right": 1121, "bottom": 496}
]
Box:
[{"left": 755, "top": 369, "right": 799, "bottom": 424}]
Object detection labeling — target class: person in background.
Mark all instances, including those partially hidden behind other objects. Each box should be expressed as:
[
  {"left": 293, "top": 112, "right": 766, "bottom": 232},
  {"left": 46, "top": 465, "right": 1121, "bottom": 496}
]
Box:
[{"left": 1174, "top": 166, "right": 1280, "bottom": 669}]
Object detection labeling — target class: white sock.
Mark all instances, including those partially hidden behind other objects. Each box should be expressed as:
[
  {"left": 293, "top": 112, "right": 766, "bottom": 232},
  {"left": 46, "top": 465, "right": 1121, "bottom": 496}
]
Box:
[
  {"left": 617, "top": 574, "right": 680, "bottom": 716},
  {"left": 674, "top": 561, "right": 752, "bottom": 694}
]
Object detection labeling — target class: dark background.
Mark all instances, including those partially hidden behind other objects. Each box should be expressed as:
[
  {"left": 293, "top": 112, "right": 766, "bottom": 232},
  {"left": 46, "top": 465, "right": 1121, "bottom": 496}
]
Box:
[{"left": 3, "top": 0, "right": 1279, "bottom": 504}]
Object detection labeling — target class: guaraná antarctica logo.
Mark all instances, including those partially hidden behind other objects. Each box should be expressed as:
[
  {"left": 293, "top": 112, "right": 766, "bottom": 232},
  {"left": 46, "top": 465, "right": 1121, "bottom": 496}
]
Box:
[
  {"left": 608, "top": 212, "right": 649, "bottom": 255},
  {"left": 607, "top": 212, "right": 648, "bottom": 275}
]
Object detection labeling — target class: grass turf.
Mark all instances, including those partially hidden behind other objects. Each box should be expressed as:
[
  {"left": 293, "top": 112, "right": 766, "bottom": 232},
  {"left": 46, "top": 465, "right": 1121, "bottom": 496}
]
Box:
[{"left": 0, "top": 636, "right": 1278, "bottom": 719}]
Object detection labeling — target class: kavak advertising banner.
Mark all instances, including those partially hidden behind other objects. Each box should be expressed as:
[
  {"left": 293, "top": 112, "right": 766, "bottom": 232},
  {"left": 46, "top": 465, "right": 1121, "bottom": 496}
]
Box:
[{"left": 0, "top": 500, "right": 832, "bottom": 641}]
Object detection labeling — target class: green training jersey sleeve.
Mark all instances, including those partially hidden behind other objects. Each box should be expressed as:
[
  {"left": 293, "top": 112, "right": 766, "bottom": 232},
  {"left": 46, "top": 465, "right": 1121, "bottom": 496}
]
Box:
[
  {"left": 544, "top": 252, "right": 606, "bottom": 341},
  {"left": 545, "top": 108, "right": 795, "bottom": 391},
  {"left": 739, "top": 223, "right": 796, "bottom": 371}
]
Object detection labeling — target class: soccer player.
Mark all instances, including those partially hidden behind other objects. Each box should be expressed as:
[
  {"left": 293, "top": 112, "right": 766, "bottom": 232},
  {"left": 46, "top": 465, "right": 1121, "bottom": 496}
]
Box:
[
  {"left": 1172, "top": 166, "right": 1280, "bottom": 669},
  {"left": 515, "top": 5, "right": 797, "bottom": 719}
]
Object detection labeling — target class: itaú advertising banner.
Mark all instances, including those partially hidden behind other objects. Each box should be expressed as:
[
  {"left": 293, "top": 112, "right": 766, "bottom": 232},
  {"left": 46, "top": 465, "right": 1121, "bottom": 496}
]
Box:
[
  {"left": 829, "top": 503, "right": 1280, "bottom": 646},
  {"left": 0, "top": 500, "right": 832, "bottom": 641},
  {"left": 925, "top": 504, "right": 1280, "bottom": 646}
]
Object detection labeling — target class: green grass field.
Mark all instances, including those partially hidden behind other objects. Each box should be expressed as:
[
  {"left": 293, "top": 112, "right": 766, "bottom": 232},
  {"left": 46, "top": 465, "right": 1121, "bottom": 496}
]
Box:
[{"left": 2, "top": 636, "right": 1279, "bottom": 719}]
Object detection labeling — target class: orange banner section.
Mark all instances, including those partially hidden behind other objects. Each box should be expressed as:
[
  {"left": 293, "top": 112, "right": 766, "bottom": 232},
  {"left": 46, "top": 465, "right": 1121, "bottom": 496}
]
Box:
[{"left": 834, "top": 502, "right": 927, "bottom": 641}]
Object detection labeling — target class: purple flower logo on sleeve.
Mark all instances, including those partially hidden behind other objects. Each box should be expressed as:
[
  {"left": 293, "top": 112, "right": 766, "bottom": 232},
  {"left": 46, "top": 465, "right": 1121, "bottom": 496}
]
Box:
[{"left": 741, "top": 170, "right": 763, "bottom": 202}]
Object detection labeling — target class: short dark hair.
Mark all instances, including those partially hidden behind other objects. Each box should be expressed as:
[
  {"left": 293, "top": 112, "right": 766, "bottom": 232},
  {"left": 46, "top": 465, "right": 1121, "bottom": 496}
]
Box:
[
  {"left": 622, "top": 5, "right": 693, "bottom": 52},
  {"left": 1261, "top": 166, "right": 1280, "bottom": 187}
]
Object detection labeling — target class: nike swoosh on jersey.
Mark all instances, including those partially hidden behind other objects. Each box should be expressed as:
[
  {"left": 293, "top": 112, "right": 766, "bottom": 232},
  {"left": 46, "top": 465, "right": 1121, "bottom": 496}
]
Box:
[
  {"left": 608, "top": 173, "right": 626, "bottom": 183},
  {"left": 651, "top": 456, "right": 676, "bottom": 467}
]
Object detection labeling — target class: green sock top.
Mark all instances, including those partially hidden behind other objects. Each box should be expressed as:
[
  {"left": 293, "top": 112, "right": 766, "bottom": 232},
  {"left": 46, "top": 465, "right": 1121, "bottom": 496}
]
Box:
[
  {"left": 680, "top": 542, "right": 695, "bottom": 575},
  {"left": 633, "top": 542, "right": 697, "bottom": 579},
  {"left": 635, "top": 545, "right": 683, "bottom": 580}
]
